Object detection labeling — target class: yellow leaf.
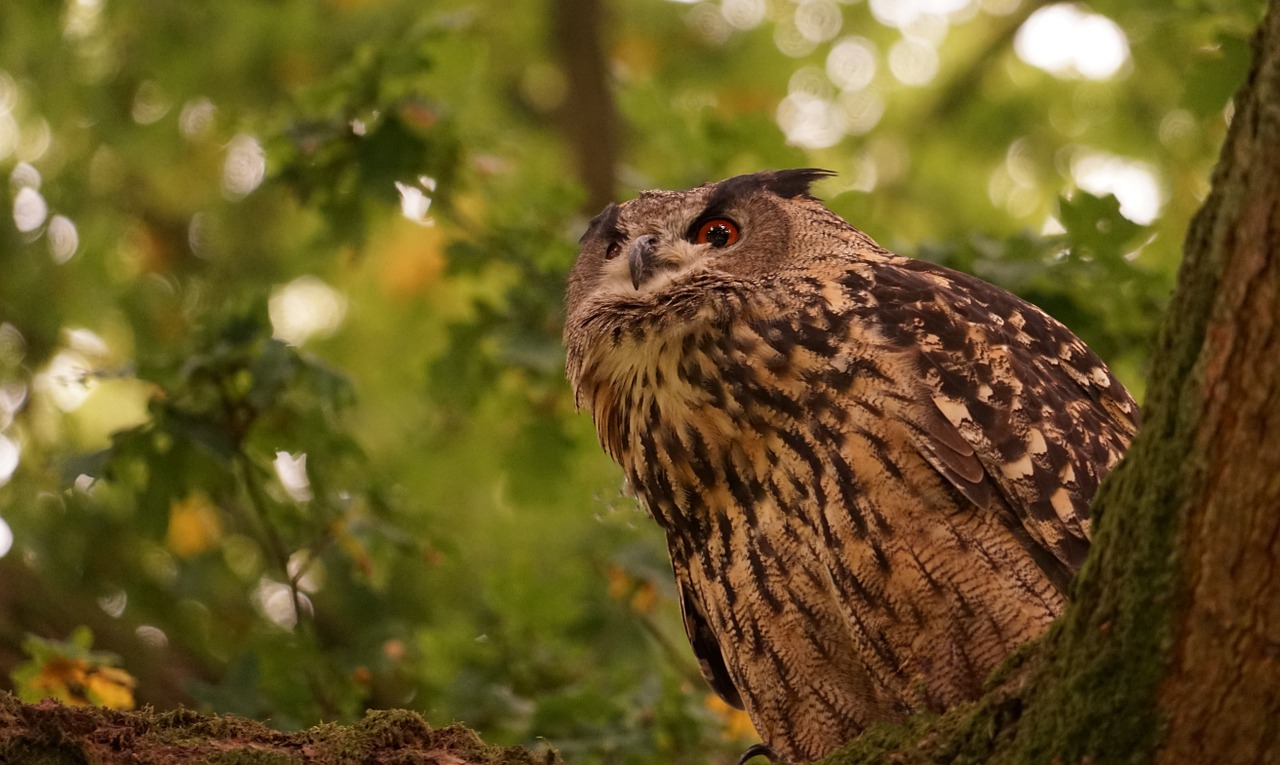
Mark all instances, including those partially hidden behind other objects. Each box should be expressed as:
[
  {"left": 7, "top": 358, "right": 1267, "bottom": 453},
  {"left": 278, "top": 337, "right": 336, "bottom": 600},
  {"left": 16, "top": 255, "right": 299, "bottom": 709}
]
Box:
[
  {"left": 629, "top": 580, "right": 657, "bottom": 615},
  {"left": 377, "top": 219, "right": 446, "bottom": 299},
  {"left": 604, "top": 564, "right": 632, "bottom": 601},
  {"left": 29, "top": 656, "right": 91, "bottom": 705},
  {"left": 704, "top": 693, "right": 759, "bottom": 742},
  {"left": 13, "top": 628, "right": 135, "bottom": 710},
  {"left": 167, "top": 491, "right": 223, "bottom": 558},
  {"left": 85, "top": 666, "right": 137, "bottom": 710},
  {"left": 604, "top": 565, "right": 661, "bottom": 614}
]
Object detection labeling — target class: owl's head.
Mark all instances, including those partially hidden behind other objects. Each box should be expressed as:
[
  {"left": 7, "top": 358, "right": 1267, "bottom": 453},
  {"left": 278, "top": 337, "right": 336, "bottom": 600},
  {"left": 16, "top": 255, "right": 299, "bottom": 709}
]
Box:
[
  {"left": 563, "top": 168, "right": 844, "bottom": 407},
  {"left": 566, "top": 168, "right": 837, "bottom": 311}
]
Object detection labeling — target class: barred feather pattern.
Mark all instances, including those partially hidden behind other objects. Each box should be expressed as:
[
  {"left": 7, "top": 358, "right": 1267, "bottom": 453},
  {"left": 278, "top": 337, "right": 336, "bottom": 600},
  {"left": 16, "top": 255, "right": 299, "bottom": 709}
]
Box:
[{"left": 564, "top": 171, "right": 1137, "bottom": 762}]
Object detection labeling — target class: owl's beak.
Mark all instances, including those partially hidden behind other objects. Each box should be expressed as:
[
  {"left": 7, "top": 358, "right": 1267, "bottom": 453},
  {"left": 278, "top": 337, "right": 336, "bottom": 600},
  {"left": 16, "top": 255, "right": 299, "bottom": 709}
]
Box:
[{"left": 628, "top": 234, "right": 658, "bottom": 290}]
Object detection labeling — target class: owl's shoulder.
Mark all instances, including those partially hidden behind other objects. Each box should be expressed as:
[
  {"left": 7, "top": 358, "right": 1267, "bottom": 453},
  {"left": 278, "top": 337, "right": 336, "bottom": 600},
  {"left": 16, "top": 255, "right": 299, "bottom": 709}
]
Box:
[{"left": 748, "top": 250, "right": 1137, "bottom": 578}]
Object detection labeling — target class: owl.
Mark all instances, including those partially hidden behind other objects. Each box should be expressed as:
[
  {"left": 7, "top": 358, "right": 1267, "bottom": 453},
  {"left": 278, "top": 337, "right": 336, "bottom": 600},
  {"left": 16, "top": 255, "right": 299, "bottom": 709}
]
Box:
[{"left": 563, "top": 169, "right": 1137, "bottom": 762}]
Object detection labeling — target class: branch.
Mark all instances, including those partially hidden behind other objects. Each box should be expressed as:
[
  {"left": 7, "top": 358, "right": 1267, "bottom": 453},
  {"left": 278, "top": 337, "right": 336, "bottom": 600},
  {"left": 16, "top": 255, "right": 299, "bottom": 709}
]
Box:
[{"left": 0, "top": 693, "right": 563, "bottom": 764}]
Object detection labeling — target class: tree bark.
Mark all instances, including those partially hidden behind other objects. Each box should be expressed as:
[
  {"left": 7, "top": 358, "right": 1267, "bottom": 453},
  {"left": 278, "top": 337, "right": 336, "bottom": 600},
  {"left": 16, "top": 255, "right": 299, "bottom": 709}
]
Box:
[
  {"left": 988, "top": 2, "right": 1280, "bottom": 760},
  {"left": 1022, "top": 3, "right": 1280, "bottom": 761},
  {"left": 823, "top": 3, "right": 1280, "bottom": 764},
  {"left": 1152, "top": 7, "right": 1280, "bottom": 760}
]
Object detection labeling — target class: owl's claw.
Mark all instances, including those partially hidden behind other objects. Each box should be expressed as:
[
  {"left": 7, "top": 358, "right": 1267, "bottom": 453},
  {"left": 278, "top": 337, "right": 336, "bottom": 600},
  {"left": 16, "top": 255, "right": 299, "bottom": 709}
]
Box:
[{"left": 737, "top": 742, "right": 782, "bottom": 764}]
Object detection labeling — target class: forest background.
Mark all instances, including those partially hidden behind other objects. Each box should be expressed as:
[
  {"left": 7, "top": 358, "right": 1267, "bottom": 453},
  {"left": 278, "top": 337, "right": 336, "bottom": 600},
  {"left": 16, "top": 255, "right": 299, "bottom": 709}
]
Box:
[{"left": 0, "top": 1, "right": 1265, "bottom": 763}]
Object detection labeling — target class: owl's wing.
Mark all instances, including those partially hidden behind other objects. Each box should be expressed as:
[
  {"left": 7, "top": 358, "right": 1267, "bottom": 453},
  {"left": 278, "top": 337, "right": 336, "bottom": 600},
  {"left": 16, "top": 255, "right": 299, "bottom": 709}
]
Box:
[
  {"left": 871, "top": 258, "right": 1138, "bottom": 581},
  {"left": 675, "top": 564, "right": 744, "bottom": 709}
]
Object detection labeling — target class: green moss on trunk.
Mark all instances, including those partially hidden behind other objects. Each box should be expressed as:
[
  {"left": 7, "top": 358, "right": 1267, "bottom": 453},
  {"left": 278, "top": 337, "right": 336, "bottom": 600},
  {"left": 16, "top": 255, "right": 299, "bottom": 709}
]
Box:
[
  {"left": 821, "top": 4, "right": 1279, "bottom": 762},
  {"left": 1009, "top": 5, "right": 1277, "bottom": 761}
]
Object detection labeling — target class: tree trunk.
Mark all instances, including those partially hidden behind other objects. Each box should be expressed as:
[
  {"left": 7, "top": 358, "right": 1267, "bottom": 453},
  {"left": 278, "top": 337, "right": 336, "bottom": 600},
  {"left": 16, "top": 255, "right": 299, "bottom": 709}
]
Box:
[
  {"left": 551, "top": 0, "right": 620, "bottom": 212},
  {"left": 825, "top": 3, "right": 1280, "bottom": 764},
  {"left": 1025, "top": 0, "right": 1280, "bottom": 758},
  {"left": 1149, "top": 6, "right": 1280, "bottom": 760}
]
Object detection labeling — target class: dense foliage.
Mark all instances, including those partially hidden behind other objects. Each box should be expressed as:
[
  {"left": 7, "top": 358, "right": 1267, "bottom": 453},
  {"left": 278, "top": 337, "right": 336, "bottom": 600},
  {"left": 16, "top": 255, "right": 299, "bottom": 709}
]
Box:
[{"left": 0, "top": 1, "right": 1263, "bottom": 762}]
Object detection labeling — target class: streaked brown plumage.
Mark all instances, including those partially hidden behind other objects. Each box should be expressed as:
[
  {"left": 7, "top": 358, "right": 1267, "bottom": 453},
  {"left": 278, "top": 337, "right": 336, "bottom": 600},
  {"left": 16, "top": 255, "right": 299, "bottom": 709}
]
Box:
[{"left": 563, "top": 169, "right": 1137, "bottom": 762}]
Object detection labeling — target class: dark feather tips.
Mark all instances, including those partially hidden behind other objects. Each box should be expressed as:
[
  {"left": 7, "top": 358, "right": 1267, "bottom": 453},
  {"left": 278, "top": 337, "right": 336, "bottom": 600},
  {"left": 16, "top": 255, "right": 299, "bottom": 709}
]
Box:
[
  {"left": 703, "top": 168, "right": 835, "bottom": 214},
  {"left": 580, "top": 202, "right": 621, "bottom": 244},
  {"left": 757, "top": 167, "right": 836, "bottom": 198}
]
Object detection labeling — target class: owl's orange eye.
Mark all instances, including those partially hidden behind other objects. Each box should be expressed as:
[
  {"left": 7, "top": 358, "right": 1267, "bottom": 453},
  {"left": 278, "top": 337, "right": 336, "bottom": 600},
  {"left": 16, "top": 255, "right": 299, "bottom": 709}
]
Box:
[{"left": 694, "top": 218, "right": 740, "bottom": 248}]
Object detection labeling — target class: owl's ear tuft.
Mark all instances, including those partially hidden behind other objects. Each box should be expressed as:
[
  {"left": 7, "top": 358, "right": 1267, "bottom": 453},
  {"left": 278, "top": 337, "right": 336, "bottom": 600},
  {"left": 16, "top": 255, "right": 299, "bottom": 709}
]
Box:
[
  {"left": 705, "top": 169, "right": 835, "bottom": 212},
  {"left": 580, "top": 202, "right": 622, "bottom": 245},
  {"left": 759, "top": 168, "right": 836, "bottom": 199}
]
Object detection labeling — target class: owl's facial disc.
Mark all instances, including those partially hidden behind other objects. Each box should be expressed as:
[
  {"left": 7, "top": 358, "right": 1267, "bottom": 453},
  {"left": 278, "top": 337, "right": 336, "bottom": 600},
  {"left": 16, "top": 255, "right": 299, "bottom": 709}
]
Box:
[
  {"left": 618, "top": 212, "right": 743, "bottom": 293},
  {"left": 619, "top": 233, "right": 720, "bottom": 295}
]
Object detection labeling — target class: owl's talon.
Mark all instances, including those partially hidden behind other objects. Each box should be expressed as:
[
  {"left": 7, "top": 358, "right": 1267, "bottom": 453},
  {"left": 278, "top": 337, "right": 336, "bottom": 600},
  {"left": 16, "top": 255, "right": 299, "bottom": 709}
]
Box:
[{"left": 738, "top": 742, "right": 782, "bottom": 764}]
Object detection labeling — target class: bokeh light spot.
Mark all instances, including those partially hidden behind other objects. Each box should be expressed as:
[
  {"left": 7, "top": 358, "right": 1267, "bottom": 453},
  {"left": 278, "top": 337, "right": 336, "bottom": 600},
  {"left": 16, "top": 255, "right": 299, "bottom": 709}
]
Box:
[
  {"left": 686, "top": 3, "right": 731, "bottom": 46},
  {"left": 837, "top": 89, "right": 886, "bottom": 135},
  {"left": 222, "top": 134, "right": 265, "bottom": 197},
  {"left": 396, "top": 175, "right": 437, "bottom": 225},
  {"left": 721, "top": 0, "right": 766, "bottom": 30},
  {"left": 10, "top": 161, "right": 41, "bottom": 190},
  {"left": 0, "top": 72, "right": 19, "bottom": 162},
  {"left": 97, "top": 589, "right": 127, "bottom": 618},
  {"left": 888, "top": 37, "right": 939, "bottom": 86},
  {"left": 131, "top": 80, "right": 170, "bottom": 125},
  {"left": 135, "top": 625, "right": 168, "bottom": 648},
  {"left": 871, "top": 0, "right": 970, "bottom": 29},
  {"left": 38, "top": 350, "right": 96, "bottom": 412},
  {"left": 253, "top": 578, "right": 311, "bottom": 630},
  {"left": 795, "top": 0, "right": 843, "bottom": 44},
  {"left": 255, "top": 580, "right": 296, "bottom": 629},
  {"left": 790, "top": 66, "right": 834, "bottom": 100},
  {"left": 1015, "top": 4, "right": 1129, "bottom": 80},
  {"left": 12, "top": 187, "right": 47, "bottom": 233},
  {"left": 827, "top": 37, "right": 878, "bottom": 92},
  {"left": 48, "top": 215, "right": 79, "bottom": 263},
  {"left": 774, "top": 21, "right": 818, "bottom": 58},
  {"left": 777, "top": 93, "right": 844, "bottom": 149},
  {"left": 0, "top": 382, "right": 28, "bottom": 434},
  {"left": 64, "top": 0, "right": 104, "bottom": 40},
  {"left": 179, "top": 97, "right": 216, "bottom": 139},
  {"left": 269, "top": 276, "right": 348, "bottom": 346},
  {"left": 274, "top": 451, "right": 314, "bottom": 503},
  {"left": 188, "top": 212, "right": 208, "bottom": 258},
  {"left": 0, "top": 434, "right": 18, "bottom": 487},
  {"left": 18, "top": 117, "right": 51, "bottom": 162},
  {"left": 1158, "top": 109, "right": 1198, "bottom": 149},
  {"left": 1071, "top": 150, "right": 1161, "bottom": 224}
]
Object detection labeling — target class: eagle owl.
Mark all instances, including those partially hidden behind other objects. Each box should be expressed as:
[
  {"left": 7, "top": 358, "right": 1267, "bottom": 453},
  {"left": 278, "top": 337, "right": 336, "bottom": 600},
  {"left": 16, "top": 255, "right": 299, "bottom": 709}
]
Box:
[{"left": 563, "top": 169, "right": 1137, "bottom": 762}]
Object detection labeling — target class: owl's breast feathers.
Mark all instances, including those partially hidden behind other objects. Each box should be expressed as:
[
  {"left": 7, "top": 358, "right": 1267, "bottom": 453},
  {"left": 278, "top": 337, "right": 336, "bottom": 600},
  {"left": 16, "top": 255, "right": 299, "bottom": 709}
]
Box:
[{"left": 573, "top": 247, "right": 1137, "bottom": 760}]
